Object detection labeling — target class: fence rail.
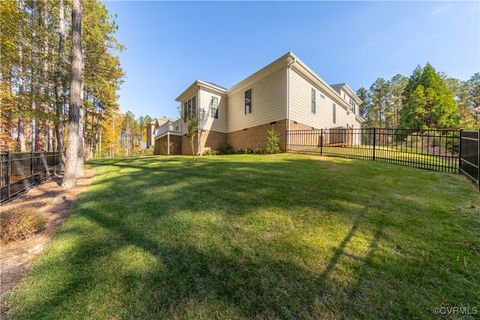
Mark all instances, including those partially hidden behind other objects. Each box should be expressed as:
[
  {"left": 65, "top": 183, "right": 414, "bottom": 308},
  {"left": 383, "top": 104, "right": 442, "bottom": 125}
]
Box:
[
  {"left": 0, "top": 151, "right": 61, "bottom": 203},
  {"left": 287, "top": 128, "right": 460, "bottom": 173}
]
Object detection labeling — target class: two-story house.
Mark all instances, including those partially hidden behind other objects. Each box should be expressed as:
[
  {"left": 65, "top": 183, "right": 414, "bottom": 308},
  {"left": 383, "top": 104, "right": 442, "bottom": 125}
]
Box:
[{"left": 154, "top": 52, "right": 363, "bottom": 155}]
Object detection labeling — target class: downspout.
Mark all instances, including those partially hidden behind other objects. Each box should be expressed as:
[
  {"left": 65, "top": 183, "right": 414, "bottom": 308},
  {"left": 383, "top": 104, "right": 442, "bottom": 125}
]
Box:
[
  {"left": 286, "top": 55, "right": 296, "bottom": 151},
  {"left": 197, "top": 85, "right": 201, "bottom": 156}
]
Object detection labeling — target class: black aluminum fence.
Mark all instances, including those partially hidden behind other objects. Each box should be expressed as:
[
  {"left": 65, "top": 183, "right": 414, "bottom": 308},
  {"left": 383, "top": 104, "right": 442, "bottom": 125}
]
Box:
[
  {"left": 459, "top": 131, "right": 479, "bottom": 188},
  {"left": 287, "top": 128, "right": 460, "bottom": 173},
  {"left": 0, "top": 151, "right": 61, "bottom": 203}
]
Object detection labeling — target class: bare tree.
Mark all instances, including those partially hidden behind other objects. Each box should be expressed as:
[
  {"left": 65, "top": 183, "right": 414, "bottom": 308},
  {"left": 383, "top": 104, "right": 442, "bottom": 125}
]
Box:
[{"left": 62, "top": 0, "right": 83, "bottom": 188}]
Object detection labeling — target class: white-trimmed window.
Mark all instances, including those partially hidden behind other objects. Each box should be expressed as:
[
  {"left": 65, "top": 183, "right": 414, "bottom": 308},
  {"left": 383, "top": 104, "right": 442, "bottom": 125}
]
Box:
[
  {"left": 333, "top": 103, "right": 336, "bottom": 124},
  {"left": 183, "top": 95, "right": 197, "bottom": 119},
  {"left": 245, "top": 89, "right": 252, "bottom": 114},
  {"left": 210, "top": 96, "right": 219, "bottom": 119},
  {"left": 320, "top": 93, "right": 325, "bottom": 100},
  {"left": 311, "top": 88, "right": 316, "bottom": 114}
]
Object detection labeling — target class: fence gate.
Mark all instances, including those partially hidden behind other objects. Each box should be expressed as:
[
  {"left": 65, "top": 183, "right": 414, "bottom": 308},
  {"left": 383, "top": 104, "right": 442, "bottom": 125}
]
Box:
[{"left": 459, "top": 130, "right": 480, "bottom": 189}]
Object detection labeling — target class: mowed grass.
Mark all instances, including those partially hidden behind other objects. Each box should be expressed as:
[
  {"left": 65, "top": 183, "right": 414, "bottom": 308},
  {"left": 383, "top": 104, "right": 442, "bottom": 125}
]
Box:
[
  {"left": 291, "top": 146, "right": 458, "bottom": 172},
  {"left": 4, "top": 154, "right": 480, "bottom": 319}
]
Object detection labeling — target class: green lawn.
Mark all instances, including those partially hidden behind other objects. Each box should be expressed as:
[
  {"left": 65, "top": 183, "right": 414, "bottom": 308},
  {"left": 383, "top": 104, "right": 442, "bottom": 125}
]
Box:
[
  {"left": 4, "top": 154, "right": 480, "bottom": 319},
  {"left": 291, "top": 145, "right": 458, "bottom": 172}
]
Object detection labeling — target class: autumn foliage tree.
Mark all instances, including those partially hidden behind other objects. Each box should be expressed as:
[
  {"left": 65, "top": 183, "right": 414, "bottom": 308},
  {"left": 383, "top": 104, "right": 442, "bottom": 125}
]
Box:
[{"left": 0, "top": 0, "right": 125, "bottom": 152}]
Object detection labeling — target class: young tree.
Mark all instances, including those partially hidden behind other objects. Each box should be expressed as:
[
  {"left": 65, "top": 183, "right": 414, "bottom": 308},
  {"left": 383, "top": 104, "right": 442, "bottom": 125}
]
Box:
[
  {"left": 400, "top": 63, "right": 459, "bottom": 129},
  {"left": 62, "top": 0, "right": 83, "bottom": 188},
  {"left": 185, "top": 115, "right": 199, "bottom": 162},
  {"left": 184, "top": 108, "right": 208, "bottom": 162}
]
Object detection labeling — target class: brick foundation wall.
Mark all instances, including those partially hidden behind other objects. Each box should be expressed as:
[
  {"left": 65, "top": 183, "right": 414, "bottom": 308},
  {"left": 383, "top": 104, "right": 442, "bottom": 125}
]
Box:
[
  {"left": 156, "top": 119, "right": 324, "bottom": 155},
  {"left": 227, "top": 120, "right": 287, "bottom": 151},
  {"left": 179, "top": 130, "right": 227, "bottom": 155},
  {"left": 200, "top": 130, "right": 227, "bottom": 154}
]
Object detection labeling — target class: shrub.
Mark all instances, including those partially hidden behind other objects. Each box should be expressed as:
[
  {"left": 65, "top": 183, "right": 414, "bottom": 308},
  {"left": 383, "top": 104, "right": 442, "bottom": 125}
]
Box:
[
  {"left": 141, "top": 147, "right": 154, "bottom": 156},
  {"left": 217, "top": 144, "right": 236, "bottom": 155},
  {"left": 253, "top": 147, "right": 264, "bottom": 154},
  {"left": 1, "top": 208, "right": 46, "bottom": 244},
  {"left": 265, "top": 128, "right": 281, "bottom": 154},
  {"left": 203, "top": 149, "right": 218, "bottom": 156}
]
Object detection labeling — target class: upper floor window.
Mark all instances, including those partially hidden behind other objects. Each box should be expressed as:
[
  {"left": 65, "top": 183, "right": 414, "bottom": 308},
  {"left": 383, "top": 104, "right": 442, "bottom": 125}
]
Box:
[
  {"left": 245, "top": 89, "right": 252, "bottom": 114},
  {"left": 210, "top": 96, "right": 219, "bottom": 119},
  {"left": 311, "top": 88, "right": 316, "bottom": 114},
  {"left": 192, "top": 96, "right": 197, "bottom": 115},
  {"left": 183, "top": 95, "right": 197, "bottom": 119},
  {"left": 320, "top": 93, "right": 325, "bottom": 100},
  {"left": 333, "top": 103, "right": 336, "bottom": 124}
]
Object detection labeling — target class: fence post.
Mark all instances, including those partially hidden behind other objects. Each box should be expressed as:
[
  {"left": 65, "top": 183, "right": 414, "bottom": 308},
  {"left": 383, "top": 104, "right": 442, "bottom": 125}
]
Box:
[
  {"left": 30, "top": 149, "right": 34, "bottom": 183},
  {"left": 478, "top": 130, "right": 479, "bottom": 191},
  {"left": 458, "top": 130, "right": 463, "bottom": 174},
  {"left": 373, "top": 128, "right": 376, "bottom": 161},
  {"left": 6, "top": 150, "right": 11, "bottom": 199},
  {"left": 320, "top": 129, "right": 323, "bottom": 155}
]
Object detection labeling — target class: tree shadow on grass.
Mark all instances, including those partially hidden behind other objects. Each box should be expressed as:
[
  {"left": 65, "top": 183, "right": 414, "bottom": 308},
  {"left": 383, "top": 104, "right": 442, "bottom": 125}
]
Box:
[{"left": 6, "top": 155, "right": 479, "bottom": 319}]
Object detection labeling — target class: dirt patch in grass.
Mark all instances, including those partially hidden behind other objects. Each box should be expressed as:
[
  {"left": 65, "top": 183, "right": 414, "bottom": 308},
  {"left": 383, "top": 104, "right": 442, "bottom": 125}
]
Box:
[{"left": 0, "top": 171, "right": 95, "bottom": 303}]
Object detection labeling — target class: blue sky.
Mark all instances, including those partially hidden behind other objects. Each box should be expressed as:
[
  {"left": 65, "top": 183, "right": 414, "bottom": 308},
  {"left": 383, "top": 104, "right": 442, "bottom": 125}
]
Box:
[{"left": 104, "top": 1, "right": 480, "bottom": 119}]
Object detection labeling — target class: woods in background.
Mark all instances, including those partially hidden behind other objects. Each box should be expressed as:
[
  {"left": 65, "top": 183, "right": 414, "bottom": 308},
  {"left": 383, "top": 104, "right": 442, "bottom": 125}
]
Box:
[
  {"left": 358, "top": 64, "right": 479, "bottom": 130},
  {"left": 0, "top": 0, "right": 150, "bottom": 160}
]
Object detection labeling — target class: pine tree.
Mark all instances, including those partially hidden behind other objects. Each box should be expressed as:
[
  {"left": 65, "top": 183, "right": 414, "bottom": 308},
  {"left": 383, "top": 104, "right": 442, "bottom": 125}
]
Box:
[
  {"left": 62, "top": 0, "right": 83, "bottom": 188},
  {"left": 399, "top": 63, "right": 459, "bottom": 129}
]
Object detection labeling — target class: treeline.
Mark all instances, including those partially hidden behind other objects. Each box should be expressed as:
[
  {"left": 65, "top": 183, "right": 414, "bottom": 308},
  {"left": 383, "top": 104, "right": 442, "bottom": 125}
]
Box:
[
  {"left": 357, "top": 64, "right": 479, "bottom": 130},
  {"left": 0, "top": 0, "right": 148, "bottom": 159}
]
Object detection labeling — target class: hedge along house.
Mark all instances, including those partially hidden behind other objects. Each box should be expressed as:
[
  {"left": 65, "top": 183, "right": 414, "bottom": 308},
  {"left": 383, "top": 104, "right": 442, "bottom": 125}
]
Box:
[{"left": 154, "top": 52, "right": 363, "bottom": 155}]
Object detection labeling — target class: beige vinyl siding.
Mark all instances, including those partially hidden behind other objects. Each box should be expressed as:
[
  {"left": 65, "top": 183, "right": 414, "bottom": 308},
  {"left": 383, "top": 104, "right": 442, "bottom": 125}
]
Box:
[
  {"left": 227, "top": 68, "right": 287, "bottom": 132},
  {"left": 289, "top": 69, "right": 361, "bottom": 129},
  {"left": 199, "top": 88, "right": 228, "bottom": 133}
]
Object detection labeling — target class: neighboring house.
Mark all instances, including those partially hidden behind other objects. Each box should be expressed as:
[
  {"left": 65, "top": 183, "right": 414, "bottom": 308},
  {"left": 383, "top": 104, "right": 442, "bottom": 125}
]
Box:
[
  {"left": 145, "top": 117, "right": 172, "bottom": 148},
  {"left": 154, "top": 52, "right": 363, "bottom": 155}
]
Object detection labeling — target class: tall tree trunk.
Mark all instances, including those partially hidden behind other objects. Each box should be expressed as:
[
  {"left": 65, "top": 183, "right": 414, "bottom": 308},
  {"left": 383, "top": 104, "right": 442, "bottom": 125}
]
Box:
[
  {"left": 62, "top": 0, "right": 83, "bottom": 188},
  {"left": 55, "top": 0, "right": 66, "bottom": 168},
  {"left": 76, "top": 74, "right": 85, "bottom": 177},
  {"left": 18, "top": 45, "right": 26, "bottom": 152},
  {"left": 47, "top": 125, "right": 53, "bottom": 151},
  {"left": 41, "top": 0, "right": 50, "bottom": 152},
  {"left": 30, "top": 2, "right": 37, "bottom": 152}
]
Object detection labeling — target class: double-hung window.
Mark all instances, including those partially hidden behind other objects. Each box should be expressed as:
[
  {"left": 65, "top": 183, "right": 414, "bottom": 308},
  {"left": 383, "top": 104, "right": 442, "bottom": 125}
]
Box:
[
  {"left": 191, "top": 96, "right": 197, "bottom": 116},
  {"left": 332, "top": 103, "right": 336, "bottom": 124},
  {"left": 245, "top": 89, "right": 252, "bottom": 114},
  {"left": 311, "top": 88, "right": 316, "bottom": 114},
  {"left": 184, "top": 95, "right": 197, "bottom": 119},
  {"left": 183, "top": 102, "right": 188, "bottom": 119},
  {"left": 210, "top": 96, "right": 219, "bottom": 119}
]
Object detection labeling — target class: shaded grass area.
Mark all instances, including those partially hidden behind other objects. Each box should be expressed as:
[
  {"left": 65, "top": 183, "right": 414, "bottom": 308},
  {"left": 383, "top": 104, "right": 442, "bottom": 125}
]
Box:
[{"left": 4, "top": 154, "right": 480, "bottom": 319}]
